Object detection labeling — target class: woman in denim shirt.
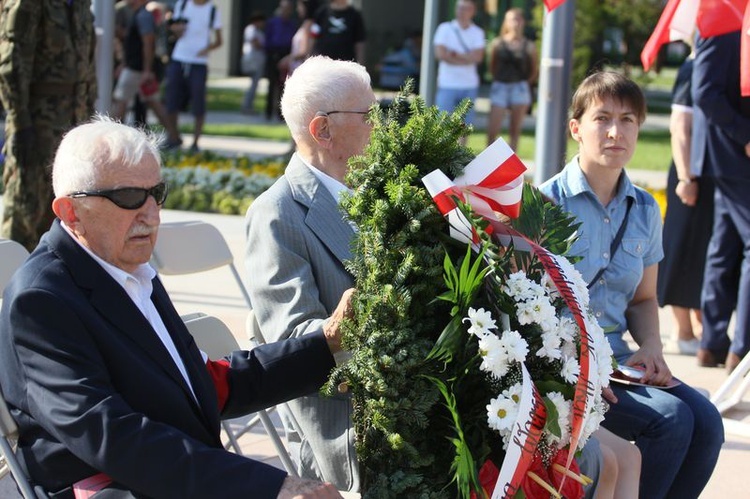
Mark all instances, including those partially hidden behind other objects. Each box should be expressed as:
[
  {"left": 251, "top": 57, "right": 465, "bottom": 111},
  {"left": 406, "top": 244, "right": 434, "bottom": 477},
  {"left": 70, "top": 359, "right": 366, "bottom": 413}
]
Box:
[{"left": 540, "top": 71, "right": 723, "bottom": 499}]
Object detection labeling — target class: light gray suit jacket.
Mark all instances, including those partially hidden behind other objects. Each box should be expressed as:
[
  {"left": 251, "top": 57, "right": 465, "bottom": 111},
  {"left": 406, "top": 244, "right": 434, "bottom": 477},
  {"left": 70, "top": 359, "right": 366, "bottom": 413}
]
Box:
[{"left": 244, "top": 154, "right": 359, "bottom": 491}]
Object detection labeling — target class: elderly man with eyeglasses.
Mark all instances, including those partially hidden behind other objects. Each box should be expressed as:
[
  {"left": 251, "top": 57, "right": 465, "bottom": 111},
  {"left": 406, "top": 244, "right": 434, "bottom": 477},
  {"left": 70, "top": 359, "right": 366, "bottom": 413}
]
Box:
[
  {"left": 244, "top": 55, "right": 376, "bottom": 493},
  {"left": 0, "top": 115, "right": 351, "bottom": 499}
]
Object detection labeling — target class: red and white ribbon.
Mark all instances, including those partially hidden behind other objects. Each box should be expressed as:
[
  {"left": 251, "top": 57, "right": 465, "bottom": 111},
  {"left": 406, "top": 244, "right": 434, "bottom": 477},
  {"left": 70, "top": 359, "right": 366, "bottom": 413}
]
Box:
[
  {"left": 486, "top": 219, "right": 598, "bottom": 491},
  {"left": 422, "top": 138, "right": 526, "bottom": 245},
  {"left": 493, "top": 362, "right": 547, "bottom": 499}
]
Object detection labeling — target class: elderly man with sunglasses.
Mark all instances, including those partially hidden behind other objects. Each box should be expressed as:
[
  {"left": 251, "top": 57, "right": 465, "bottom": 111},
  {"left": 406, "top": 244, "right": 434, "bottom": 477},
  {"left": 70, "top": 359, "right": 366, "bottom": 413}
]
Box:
[
  {"left": 244, "top": 55, "right": 375, "bottom": 493},
  {"left": 0, "top": 115, "right": 350, "bottom": 499}
]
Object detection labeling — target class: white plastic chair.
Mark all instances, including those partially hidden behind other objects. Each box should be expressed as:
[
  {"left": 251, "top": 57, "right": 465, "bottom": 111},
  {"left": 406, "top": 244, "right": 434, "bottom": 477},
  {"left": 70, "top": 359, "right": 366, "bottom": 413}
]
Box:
[
  {"left": 1, "top": 392, "right": 37, "bottom": 498},
  {"left": 1, "top": 387, "right": 48, "bottom": 498},
  {"left": 0, "top": 238, "right": 35, "bottom": 494},
  {"left": 151, "top": 221, "right": 252, "bottom": 307},
  {"left": 711, "top": 355, "right": 750, "bottom": 438},
  {"left": 0, "top": 238, "right": 29, "bottom": 296},
  {"left": 150, "top": 221, "right": 295, "bottom": 471},
  {"left": 182, "top": 313, "right": 297, "bottom": 475}
]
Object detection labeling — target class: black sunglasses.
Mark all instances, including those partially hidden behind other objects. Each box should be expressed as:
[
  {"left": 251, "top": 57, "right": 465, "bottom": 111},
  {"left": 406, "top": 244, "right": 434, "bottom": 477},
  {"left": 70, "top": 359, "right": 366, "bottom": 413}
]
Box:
[
  {"left": 69, "top": 182, "right": 168, "bottom": 210},
  {"left": 315, "top": 110, "right": 370, "bottom": 118}
]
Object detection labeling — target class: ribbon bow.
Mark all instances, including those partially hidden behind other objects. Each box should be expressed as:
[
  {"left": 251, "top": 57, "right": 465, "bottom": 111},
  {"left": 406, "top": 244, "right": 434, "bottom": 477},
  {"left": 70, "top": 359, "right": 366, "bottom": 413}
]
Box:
[{"left": 422, "top": 137, "right": 527, "bottom": 244}]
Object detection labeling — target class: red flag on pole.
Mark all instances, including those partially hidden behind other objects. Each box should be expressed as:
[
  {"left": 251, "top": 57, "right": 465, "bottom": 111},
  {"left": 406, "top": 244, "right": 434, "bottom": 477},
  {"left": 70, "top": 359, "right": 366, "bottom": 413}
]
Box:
[
  {"left": 697, "top": 0, "right": 747, "bottom": 36},
  {"left": 543, "top": 0, "right": 567, "bottom": 11},
  {"left": 641, "top": 0, "right": 698, "bottom": 71},
  {"left": 642, "top": 0, "right": 749, "bottom": 72},
  {"left": 742, "top": 2, "right": 750, "bottom": 96}
]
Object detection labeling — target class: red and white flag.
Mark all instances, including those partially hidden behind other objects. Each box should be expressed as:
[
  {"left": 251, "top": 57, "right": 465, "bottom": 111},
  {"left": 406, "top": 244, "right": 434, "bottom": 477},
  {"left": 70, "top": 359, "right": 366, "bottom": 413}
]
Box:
[
  {"left": 641, "top": 0, "right": 699, "bottom": 71},
  {"left": 642, "top": 0, "right": 749, "bottom": 71},
  {"left": 696, "top": 0, "right": 747, "bottom": 36}
]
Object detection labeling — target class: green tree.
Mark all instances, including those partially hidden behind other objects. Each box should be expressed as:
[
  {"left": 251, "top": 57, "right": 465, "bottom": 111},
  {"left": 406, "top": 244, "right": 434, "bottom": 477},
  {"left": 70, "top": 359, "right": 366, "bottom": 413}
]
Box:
[{"left": 530, "top": 0, "right": 663, "bottom": 87}]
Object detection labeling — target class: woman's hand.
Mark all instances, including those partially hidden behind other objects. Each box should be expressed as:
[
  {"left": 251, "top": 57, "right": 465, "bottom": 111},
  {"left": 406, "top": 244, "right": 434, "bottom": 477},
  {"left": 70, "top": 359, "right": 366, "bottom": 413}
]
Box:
[{"left": 625, "top": 338, "right": 673, "bottom": 386}]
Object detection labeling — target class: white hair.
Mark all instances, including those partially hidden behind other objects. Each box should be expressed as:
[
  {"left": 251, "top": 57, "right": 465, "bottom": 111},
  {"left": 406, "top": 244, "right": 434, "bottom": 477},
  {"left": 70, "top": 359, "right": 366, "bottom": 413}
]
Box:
[
  {"left": 280, "top": 55, "right": 372, "bottom": 142},
  {"left": 52, "top": 115, "right": 163, "bottom": 197}
]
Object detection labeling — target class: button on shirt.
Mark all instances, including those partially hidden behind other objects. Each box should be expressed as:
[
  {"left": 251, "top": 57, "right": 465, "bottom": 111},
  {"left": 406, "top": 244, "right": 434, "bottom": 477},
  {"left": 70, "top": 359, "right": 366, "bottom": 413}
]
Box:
[{"left": 539, "top": 157, "right": 663, "bottom": 353}]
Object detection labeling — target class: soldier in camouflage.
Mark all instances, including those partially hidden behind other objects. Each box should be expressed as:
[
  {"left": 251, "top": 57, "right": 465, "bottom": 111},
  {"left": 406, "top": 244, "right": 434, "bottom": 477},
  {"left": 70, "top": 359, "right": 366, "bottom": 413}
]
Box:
[{"left": 0, "top": 0, "right": 97, "bottom": 250}]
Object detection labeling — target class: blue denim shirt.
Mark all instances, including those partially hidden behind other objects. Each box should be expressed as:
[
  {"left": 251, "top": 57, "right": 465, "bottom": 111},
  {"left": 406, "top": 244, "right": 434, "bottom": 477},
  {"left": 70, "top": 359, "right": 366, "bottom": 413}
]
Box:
[{"left": 539, "top": 157, "right": 663, "bottom": 358}]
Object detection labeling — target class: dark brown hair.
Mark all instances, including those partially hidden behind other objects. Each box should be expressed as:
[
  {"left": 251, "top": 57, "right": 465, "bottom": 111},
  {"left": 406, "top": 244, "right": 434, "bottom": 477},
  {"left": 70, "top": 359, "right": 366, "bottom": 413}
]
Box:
[{"left": 570, "top": 71, "right": 646, "bottom": 124}]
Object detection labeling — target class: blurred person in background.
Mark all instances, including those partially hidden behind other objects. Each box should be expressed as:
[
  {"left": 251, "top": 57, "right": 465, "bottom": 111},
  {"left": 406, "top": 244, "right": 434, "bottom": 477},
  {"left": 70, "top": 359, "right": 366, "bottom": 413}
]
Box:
[
  {"left": 241, "top": 12, "right": 266, "bottom": 115},
  {"left": 486, "top": 8, "right": 537, "bottom": 151},
  {"left": 0, "top": 0, "right": 96, "bottom": 251},
  {"left": 279, "top": 0, "right": 319, "bottom": 77},
  {"left": 112, "top": 0, "right": 178, "bottom": 143},
  {"left": 694, "top": 30, "right": 750, "bottom": 372},
  {"left": 432, "top": 0, "right": 484, "bottom": 145},
  {"left": 657, "top": 49, "right": 714, "bottom": 357},
  {"left": 264, "top": 0, "right": 297, "bottom": 122},
  {"left": 163, "top": 0, "right": 223, "bottom": 153},
  {"left": 311, "top": 0, "right": 366, "bottom": 64}
]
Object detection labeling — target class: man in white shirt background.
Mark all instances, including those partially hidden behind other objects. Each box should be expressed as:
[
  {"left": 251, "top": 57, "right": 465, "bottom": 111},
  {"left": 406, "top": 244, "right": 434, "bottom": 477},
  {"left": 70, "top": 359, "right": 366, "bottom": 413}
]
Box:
[
  {"left": 432, "top": 0, "right": 485, "bottom": 144},
  {"left": 163, "top": 0, "right": 222, "bottom": 153}
]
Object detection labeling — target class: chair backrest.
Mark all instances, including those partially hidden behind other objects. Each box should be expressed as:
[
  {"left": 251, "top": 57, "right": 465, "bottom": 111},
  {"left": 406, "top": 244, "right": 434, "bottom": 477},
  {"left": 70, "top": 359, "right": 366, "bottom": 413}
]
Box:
[
  {"left": 0, "top": 388, "right": 41, "bottom": 499},
  {"left": 152, "top": 221, "right": 233, "bottom": 274},
  {"left": 245, "top": 309, "right": 266, "bottom": 346},
  {"left": 0, "top": 390, "right": 19, "bottom": 442},
  {"left": 0, "top": 239, "right": 30, "bottom": 294},
  {"left": 151, "top": 221, "right": 252, "bottom": 308},
  {"left": 183, "top": 313, "right": 240, "bottom": 359}
]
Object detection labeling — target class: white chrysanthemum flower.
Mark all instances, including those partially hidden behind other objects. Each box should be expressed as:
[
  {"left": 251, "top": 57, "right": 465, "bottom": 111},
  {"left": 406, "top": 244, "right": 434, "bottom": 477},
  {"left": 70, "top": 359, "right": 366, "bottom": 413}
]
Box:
[
  {"left": 536, "top": 330, "right": 562, "bottom": 360},
  {"left": 540, "top": 271, "right": 560, "bottom": 300},
  {"left": 554, "top": 255, "right": 590, "bottom": 308},
  {"left": 561, "top": 356, "right": 581, "bottom": 384},
  {"left": 502, "top": 383, "right": 523, "bottom": 404},
  {"left": 584, "top": 314, "right": 615, "bottom": 382},
  {"left": 503, "top": 271, "right": 538, "bottom": 301},
  {"left": 557, "top": 316, "right": 577, "bottom": 343},
  {"left": 463, "top": 307, "right": 497, "bottom": 337},
  {"left": 545, "top": 391, "right": 571, "bottom": 447},
  {"left": 487, "top": 395, "right": 518, "bottom": 433},
  {"left": 578, "top": 403, "right": 607, "bottom": 450},
  {"left": 538, "top": 311, "right": 559, "bottom": 335},
  {"left": 477, "top": 334, "right": 510, "bottom": 378},
  {"left": 561, "top": 339, "right": 577, "bottom": 359},
  {"left": 500, "top": 330, "right": 529, "bottom": 363}
]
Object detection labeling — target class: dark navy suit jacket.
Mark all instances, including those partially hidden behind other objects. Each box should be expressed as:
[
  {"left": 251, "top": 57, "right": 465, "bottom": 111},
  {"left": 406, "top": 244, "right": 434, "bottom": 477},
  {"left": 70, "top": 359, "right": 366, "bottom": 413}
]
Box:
[
  {"left": 0, "top": 220, "right": 335, "bottom": 498},
  {"left": 692, "top": 30, "right": 750, "bottom": 178}
]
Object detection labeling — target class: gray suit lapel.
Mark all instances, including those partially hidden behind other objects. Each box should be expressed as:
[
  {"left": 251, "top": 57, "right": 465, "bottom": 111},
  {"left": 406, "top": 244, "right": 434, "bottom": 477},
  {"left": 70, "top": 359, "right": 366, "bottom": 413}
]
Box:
[{"left": 286, "top": 156, "right": 355, "bottom": 264}]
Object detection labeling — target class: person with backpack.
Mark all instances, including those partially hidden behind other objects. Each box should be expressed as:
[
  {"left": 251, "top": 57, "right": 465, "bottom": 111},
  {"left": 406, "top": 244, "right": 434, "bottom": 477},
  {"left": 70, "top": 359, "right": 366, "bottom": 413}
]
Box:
[
  {"left": 163, "top": 0, "right": 222, "bottom": 153},
  {"left": 111, "top": 0, "right": 177, "bottom": 142}
]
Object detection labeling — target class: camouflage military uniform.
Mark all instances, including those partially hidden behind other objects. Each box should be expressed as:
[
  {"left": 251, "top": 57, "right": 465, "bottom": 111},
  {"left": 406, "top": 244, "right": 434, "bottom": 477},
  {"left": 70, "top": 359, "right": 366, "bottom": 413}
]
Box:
[{"left": 0, "top": 0, "right": 96, "bottom": 250}]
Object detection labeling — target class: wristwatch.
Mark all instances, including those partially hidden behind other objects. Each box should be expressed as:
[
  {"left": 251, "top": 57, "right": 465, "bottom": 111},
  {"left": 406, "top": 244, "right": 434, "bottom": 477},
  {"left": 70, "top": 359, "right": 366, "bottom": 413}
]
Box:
[{"left": 678, "top": 177, "right": 697, "bottom": 185}]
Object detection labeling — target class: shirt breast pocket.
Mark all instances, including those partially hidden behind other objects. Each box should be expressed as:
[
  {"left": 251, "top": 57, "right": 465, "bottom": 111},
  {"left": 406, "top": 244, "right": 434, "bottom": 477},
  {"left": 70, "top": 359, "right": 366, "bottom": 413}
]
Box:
[
  {"left": 618, "top": 238, "right": 647, "bottom": 287},
  {"left": 569, "top": 237, "right": 589, "bottom": 259}
]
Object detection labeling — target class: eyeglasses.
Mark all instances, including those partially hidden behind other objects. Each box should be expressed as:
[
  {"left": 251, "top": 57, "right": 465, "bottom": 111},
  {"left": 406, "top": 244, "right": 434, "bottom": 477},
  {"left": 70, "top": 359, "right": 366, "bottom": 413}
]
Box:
[
  {"left": 315, "top": 110, "right": 370, "bottom": 118},
  {"left": 69, "top": 182, "right": 168, "bottom": 210}
]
